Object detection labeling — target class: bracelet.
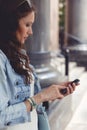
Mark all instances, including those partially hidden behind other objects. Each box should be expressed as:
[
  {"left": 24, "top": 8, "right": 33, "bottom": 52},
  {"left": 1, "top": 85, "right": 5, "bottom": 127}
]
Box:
[{"left": 27, "top": 97, "right": 37, "bottom": 111}]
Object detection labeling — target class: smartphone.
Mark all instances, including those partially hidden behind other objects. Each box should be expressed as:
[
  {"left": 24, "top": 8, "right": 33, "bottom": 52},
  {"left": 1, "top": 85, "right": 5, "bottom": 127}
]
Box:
[
  {"left": 60, "top": 79, "right": 80, "bottom": 95},
  {"left": 71, "top": 79, "right": 80, "bottom": 85}
]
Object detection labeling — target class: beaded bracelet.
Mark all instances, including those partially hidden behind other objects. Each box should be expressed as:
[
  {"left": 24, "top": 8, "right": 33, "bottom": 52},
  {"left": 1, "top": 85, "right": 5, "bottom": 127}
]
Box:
[{"left": 28, "top": 97, "right": 37, "bottom": 111}]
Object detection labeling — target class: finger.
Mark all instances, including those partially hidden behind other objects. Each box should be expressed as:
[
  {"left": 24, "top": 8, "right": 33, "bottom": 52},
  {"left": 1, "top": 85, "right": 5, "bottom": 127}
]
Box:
[
  {"left": 60, "top": 82, "right": 71, "bottom": 86},
  {"left": 66, "top": 87, "right": 70, "bottom": 95},
  {"left": 71, "top": 83, "right": 76, "bottom": 91},
  {"left": 58, "top": 85, "right": 67, "bottom": 90},
  {"left": 68, "top": 84, "right": 74, "bottom": 93},
  {"left": 58, "top": 94, "right": 64, "bottom": 99}
]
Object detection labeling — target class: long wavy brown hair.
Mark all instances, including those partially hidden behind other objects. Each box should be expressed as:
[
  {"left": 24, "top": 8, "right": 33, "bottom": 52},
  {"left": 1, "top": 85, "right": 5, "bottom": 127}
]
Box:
[{"left": 0, "top": 0, "right": 36, "bottom": 84}]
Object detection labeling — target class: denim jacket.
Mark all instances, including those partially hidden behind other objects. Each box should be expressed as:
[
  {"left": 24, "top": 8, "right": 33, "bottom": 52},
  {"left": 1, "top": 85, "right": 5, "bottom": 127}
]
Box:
[{"left": 0, "top": 50, "right": 50, "bottom": 130}]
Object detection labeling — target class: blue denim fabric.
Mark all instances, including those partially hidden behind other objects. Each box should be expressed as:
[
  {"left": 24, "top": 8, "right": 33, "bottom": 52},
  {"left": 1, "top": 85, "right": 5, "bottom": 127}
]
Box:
[{"left": 0, "top": 50, "right": 48, "bottom": 129}]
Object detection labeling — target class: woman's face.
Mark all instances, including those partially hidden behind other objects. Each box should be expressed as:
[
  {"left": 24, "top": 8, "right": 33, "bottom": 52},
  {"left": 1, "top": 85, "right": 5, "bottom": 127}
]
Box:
[{"left": 15, "top": 11, "right": 35, "bottom": 44}]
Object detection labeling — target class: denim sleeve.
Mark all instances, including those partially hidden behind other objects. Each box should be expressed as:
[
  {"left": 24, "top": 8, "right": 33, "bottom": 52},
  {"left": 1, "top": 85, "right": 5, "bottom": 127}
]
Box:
[{"left": 0, "top": 59, "right": 30, "bottom": 128}]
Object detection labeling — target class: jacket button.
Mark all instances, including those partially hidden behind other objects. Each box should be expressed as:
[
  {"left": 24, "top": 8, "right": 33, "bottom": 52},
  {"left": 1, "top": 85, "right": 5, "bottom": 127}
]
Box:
[
  {"left": 6, "top": 122, "right": 11, "bottom": 126},
  {"left": 16, "top": 81, "right": 19, "bottom": 85},
  {"left": 15, "top": 95, "right": 19, "bottom": 99}
]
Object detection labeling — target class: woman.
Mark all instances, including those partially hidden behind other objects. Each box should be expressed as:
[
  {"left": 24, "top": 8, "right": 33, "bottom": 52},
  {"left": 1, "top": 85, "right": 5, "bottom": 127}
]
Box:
[{"left": 0, "top": 0, "right": 79, "bottom": 130}]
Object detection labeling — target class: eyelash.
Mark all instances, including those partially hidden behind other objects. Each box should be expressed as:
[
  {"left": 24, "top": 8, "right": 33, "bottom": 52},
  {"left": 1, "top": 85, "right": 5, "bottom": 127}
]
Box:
[{"left": 26, "top": 23, "right": 31, "bottom": 27}]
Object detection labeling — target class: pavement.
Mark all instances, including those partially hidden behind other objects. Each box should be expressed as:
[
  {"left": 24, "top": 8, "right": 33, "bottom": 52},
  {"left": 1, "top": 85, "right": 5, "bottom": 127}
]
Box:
[
  {"left": 65, "top": 72, "right": 87, "bottom": 130},
  {"left": 65, "top": 92, "right": 87, "bottom": 130},
  {"left": 48, "top": 59, "right": 87, "bottom": 130}
]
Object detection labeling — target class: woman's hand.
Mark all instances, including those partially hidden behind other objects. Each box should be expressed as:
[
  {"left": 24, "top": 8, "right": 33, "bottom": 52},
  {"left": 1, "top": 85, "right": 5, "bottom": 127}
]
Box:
[
  {"left": 40, "top": 84, "right": 65, "bottom": 101},
  {"left": 32, "top": 84, "right": 65, "bottom": 105},
  {"left": 60, "top": 80, "right": 80, "bottom": 95},
  {"left": 25, "top": 80, "right": 80, "bottom": 112},
  {"left": 33, "top": 81, "right": 80, "bottom": 105}
]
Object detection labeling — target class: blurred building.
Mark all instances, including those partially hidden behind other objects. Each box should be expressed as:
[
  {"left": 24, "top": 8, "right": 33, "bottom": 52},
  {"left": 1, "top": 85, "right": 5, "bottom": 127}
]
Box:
[{"left": 65, "top": 0, "right": 87, "bottom": 68}]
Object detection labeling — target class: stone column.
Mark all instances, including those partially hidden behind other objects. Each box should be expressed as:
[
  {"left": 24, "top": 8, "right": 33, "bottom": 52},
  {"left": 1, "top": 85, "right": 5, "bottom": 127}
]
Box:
[
  {"left": 50, "top": 0, "right": 59, "bottom": 51},
  {"left": 65, "top": 0, "right": 87, "bottom": 45}
]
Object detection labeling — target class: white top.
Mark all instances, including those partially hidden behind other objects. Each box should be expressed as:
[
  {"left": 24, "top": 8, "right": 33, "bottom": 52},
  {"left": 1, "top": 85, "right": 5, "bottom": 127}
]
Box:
[{"left": 29, "top": 73, "right": 38, "bottom": 130}]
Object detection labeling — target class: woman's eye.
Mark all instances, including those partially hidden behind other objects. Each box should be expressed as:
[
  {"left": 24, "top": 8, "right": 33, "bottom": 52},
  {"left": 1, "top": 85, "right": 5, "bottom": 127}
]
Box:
[{"left": 26, "top": 23, "right": 31, "bottom": 27}]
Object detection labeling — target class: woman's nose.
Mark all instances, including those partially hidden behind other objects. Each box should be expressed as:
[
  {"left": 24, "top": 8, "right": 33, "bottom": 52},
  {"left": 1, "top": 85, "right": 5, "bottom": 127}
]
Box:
[{"left": 28, "top": 27, "right": 33, "bottom": 36}]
